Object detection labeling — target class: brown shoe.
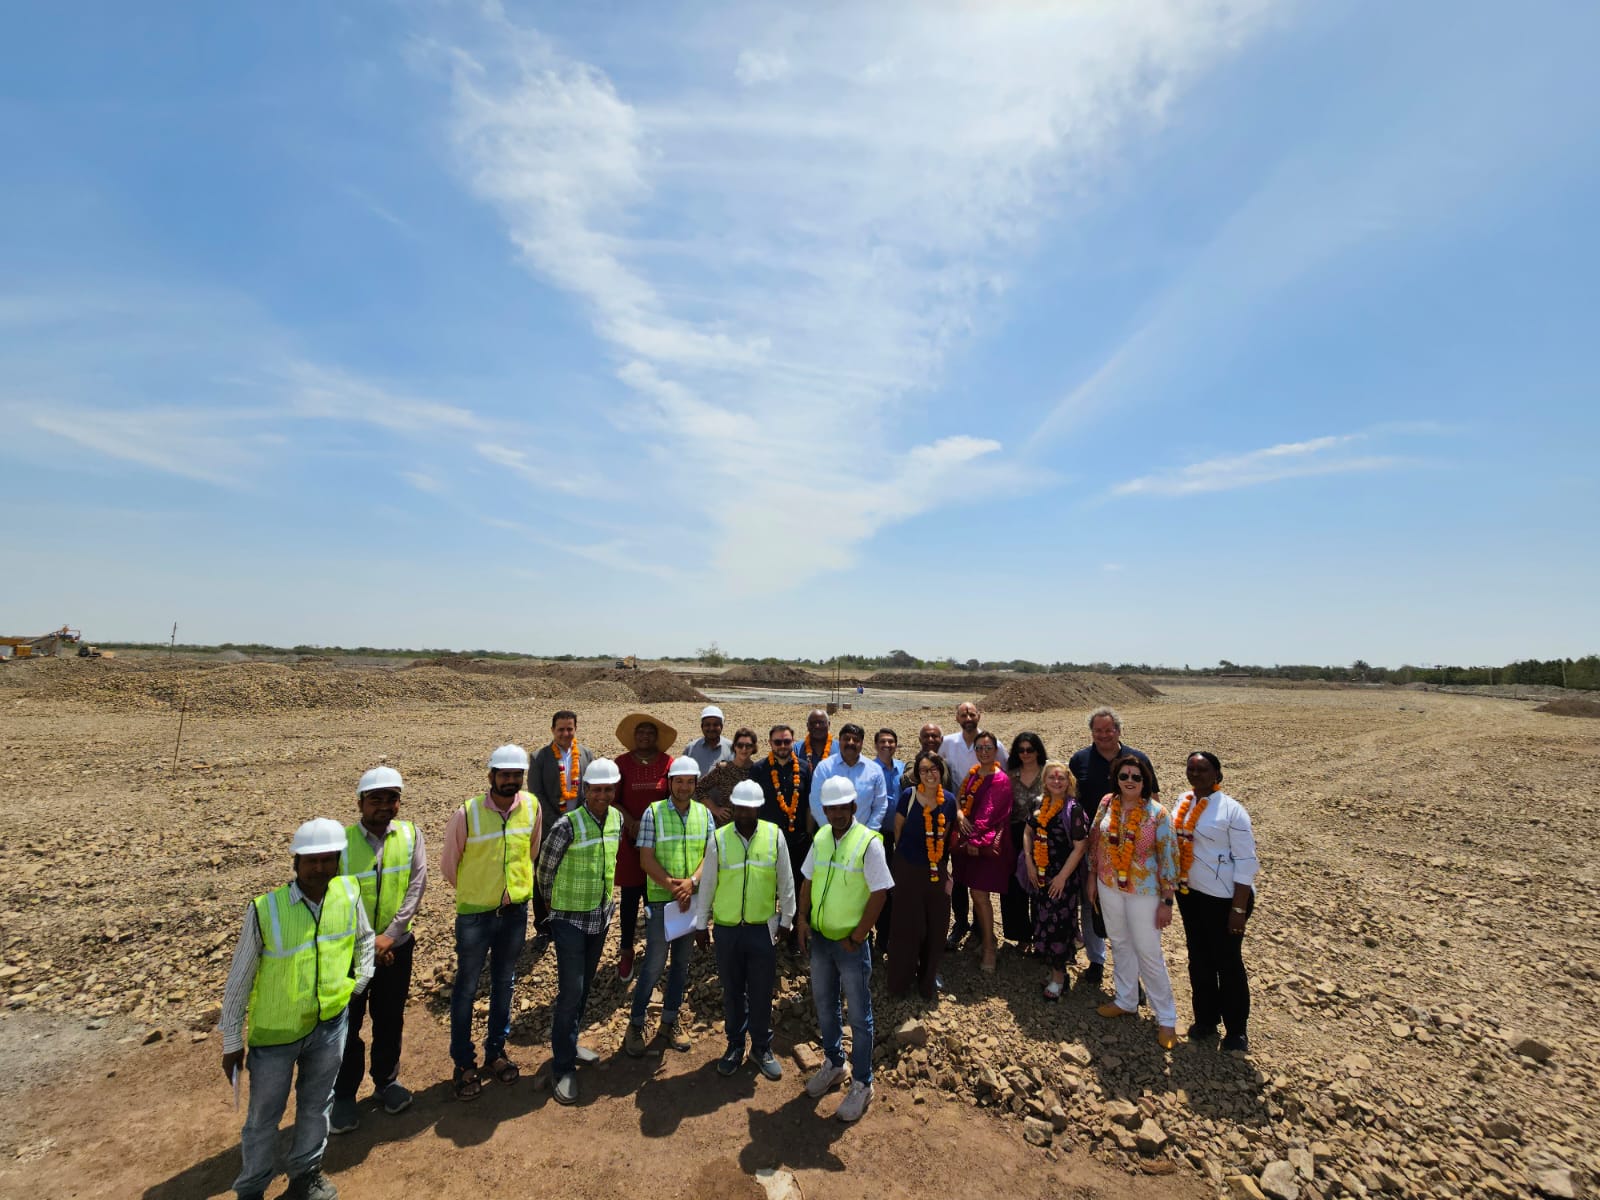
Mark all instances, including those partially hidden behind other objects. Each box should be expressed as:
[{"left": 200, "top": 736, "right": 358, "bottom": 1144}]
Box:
[
  {"left": 1097, "top": 1002, "right": 1134, "bottom": 1019},
  {"left": 1156, "top": 1026, "right": 1179, "bottom": 1050},
  {"left": 662, "top": 1020, "right": 692, "bottom": 1052}
]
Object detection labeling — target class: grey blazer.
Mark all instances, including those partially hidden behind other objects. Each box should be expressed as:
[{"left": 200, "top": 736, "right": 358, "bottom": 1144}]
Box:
[{"left": 530, "top": 743, "right": 595, "bottom": 828}]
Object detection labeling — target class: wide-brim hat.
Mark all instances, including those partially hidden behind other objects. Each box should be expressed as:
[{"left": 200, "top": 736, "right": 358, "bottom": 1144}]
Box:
[{"left": 616, "top": 711, "right": 677, "bottom": 751}]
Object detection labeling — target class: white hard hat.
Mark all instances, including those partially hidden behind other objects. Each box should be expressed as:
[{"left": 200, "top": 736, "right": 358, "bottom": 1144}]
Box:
[
  {"left": 668, "top": 756, "right": 701, "bottom": 779},
  {"left": 583, "top": 757, "right": 622, "bottom": 786},
  {"left": 488, "top": 744, "right": 530, "bottom": 771},
  {"left": 358, "top": 766, "right": 403, "bottom": 795},
  {"left": 291, "top": 818, "right": 347, "bottom": 856},
  {"left": 819, "top": 776, "right": 858, "bottom": 808},
  {"left": 700, "top": 705, "right": 725, "bottom": 722},
  {"left": 731, "top": 780, "right": 764, "bottom": 808}
]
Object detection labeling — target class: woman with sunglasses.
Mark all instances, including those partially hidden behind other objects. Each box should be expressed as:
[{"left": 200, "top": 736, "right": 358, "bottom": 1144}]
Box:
[
  {"left": 1001, "top": 732, "right": 1048, "bottom": 951},
  {"left": 696, "top": 727, "right": 760, "bottom": 825},
  {"left": 952, "top": 731, "right": 1012, "bottom": 973},
  {"left": 1087, "top": 753, "right": 1180, "bottom": 1048}
]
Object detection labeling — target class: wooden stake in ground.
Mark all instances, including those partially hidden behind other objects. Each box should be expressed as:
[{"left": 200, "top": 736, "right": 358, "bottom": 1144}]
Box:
[{"left": 171, "top": 699, "right": 187, "bottom": 774}]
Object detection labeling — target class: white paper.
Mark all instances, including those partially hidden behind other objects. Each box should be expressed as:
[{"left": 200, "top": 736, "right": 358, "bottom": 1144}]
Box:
[
  {"left": 663, "top": 901, "right": 696, "bottom": 942},
  {"left": 231, "top": 1065, "right": 241, "bottom": 1110}
]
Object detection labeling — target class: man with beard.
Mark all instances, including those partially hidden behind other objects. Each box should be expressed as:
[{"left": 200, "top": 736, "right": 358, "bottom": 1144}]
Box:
[{"left": 754, "top": 724, "right": 812, "bottom": 956}]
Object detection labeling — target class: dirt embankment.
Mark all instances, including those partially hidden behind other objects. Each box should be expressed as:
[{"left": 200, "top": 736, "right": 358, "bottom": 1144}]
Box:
[
  {"left": 980, "top": 674, "right": 1159, "bottom": 713},
  {"left": 1536, "top": 697, "right": 1600, "bottom": 718},
  {"left": 717, "top": 664, "right": 829, "bottom": 686}
]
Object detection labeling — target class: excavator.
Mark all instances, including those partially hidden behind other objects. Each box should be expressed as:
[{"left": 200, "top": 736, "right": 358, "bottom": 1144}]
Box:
[{"left": 0, "top": 625, "right": 96, "bottom": 661}]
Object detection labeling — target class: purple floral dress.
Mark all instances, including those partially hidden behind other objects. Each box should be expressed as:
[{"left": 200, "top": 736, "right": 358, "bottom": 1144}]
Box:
[{"left": 1032, "top": 798, "right": 1089, "bottom": 967}]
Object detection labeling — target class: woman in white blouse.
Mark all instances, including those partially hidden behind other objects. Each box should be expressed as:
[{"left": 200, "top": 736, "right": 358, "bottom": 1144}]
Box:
[{"left": 1172, "top": 751, "right": 1258, "bottom": 1053}]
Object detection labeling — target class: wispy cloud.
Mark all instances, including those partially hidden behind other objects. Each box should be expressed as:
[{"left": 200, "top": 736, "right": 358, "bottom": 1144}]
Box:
[
  {"left": 428, "top": 1, "right": 1280, "bottom": 581},
  {"left": 1112, "top": 433, "right": 1405, "bottom": 498}
]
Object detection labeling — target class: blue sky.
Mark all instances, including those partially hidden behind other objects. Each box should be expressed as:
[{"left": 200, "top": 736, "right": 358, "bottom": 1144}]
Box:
[{"left": 3, "top": 1, "right": 1596, "bottom": 667}]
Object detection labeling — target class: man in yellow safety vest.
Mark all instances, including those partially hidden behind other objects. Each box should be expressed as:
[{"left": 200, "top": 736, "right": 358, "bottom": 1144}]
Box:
[
  {"left": 694, "top": 778, "right": 795, "bottom": 1081},
  {"left": 441, "top": 744, "right": 543, "bottom": 1101},
  {"left": 218, "top": 818, "right": 375, "bottom": 1200},
  {"left": 796, "top": 775, "right": 893, "bottom": 1124}
]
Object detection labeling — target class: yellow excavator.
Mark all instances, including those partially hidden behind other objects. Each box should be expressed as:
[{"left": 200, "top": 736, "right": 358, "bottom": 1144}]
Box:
[{"left": 0, "top": 625, "right": 88, "bottom": 660}]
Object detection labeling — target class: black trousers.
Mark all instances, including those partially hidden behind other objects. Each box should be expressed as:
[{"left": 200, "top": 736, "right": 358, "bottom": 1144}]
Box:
[
  {"left": 619, "top": 885, "right": 646, "bottom": 948},
  {"left": 950, "top": 882, "right": 969, "bottom": 932},
  {"left": 1176, "top": 889, "right": 1251, "bottom": 1035},
  {"left": 335, "top": 936, "right": 414, "bottom": 1098},
  {"left": 999, "top": 823, "right": 1033, "bottom": 942}
]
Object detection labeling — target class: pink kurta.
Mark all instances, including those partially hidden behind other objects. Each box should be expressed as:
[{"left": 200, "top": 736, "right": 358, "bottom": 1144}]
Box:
[{"left": 952, "top": 767, "right": 1014, "bottom": 893}]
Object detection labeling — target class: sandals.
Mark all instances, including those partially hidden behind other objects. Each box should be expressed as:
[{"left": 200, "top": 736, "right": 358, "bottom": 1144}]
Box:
[
  {"left": 1042, "top": 979, "right": 1064, "bottom": 1001},
  {"left": 452, "top": 1066, "right": 483, "bottom": 1102},
  {"left": 487, "top": 1056, "right": 520, "bottom": 1084}
]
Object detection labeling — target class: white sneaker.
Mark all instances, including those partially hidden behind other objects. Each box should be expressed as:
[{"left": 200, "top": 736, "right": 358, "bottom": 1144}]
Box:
[
  {"left": 804, "top": 1061, "right": 847, "bottom": 1098},
  {"left": 835, "top": 1080, "right": 874, "bottom": 1123}
]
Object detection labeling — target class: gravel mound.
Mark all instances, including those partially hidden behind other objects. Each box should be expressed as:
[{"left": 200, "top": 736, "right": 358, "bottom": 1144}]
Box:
[
  {"left": 718, "top": 664, "right": 827, "bottom": 686},
  {"left": 571, "top": 680, "right": 639, "bottom": 702},
  {"left": 1536, "top": 697, "right": 1600, "bottom": 718},
  {"left": 980, "top": 674, "right": 1160, "bottom": 713},
  {"left": 629, "top": 669, "right": 708, "bottom": 703}
]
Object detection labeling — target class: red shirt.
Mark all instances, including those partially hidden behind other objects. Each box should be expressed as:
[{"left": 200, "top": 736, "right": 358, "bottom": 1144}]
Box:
[{"left": 614, "top": 752, "right": 672, "bottom": 887}]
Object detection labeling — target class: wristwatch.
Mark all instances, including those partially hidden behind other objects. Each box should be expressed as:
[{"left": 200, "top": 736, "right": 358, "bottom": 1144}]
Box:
[
  {"left": 1161, "top": 897, "right": 1174, "bottom": 907},
  {"left": 1231, "top": 906, "right": 1247, "bottom": 914}
]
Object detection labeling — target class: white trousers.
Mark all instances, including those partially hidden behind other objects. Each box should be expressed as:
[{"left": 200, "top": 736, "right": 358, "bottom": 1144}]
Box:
[{"left": 1099, "top": 887, "right": 1178, "bottom": 1026}]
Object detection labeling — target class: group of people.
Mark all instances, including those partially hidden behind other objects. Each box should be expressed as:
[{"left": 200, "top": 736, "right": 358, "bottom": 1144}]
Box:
[{"left": 218, "top": 701, "right": 1259, "bottom": 1200}]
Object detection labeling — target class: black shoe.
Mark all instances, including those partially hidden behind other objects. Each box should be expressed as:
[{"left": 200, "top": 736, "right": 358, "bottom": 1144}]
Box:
[
  {"left": 944, "top": 925, "right": 969, "bottom": 951},
  {"left": 1083, "top": 962, "right": 1104, "bottom": 985},
  {"left": 1187, "top": 1023, "right": 1218, "bottom": 1042},
  {"left": 284, "top": 1171, "right": 338, "bottom": 1200},
  {"left": 716, "top": 1046, "right": 745, "bottom": 1076},
  {"left": 1138, "top": 983, "right": 1148, "bottom": 1008},
  {"left": 1221, "top": 1033, "right": 1250, "bottom": 1054},
  {"left": 530, "top": 931, "right": 552, "bottom": 961}
]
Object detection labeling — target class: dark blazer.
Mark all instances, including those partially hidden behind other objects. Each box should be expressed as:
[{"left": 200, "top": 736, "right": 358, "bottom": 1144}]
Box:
[{"left": 530, "top": 742, "right": 595, "bottom": 829}]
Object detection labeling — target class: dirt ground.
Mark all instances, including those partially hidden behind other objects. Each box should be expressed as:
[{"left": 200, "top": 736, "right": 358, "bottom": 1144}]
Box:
[{"left": 1, "top": 677, "right": 1597, "bottom": 1199}]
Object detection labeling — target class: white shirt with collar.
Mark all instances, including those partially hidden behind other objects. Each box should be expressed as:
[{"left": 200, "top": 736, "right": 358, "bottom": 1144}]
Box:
[{"left": 1178, "top": 789, "right": 1258, "bottom": 899}]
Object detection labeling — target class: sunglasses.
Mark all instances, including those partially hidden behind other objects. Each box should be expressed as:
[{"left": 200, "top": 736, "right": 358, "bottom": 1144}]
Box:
[
  {"left": 771, "top": 737, "right": 793, "bottom": 745},
  {"left": 734, "top": 741, "right": 756, "bottom": 750},
  {"left": 1117, "top": 771, "right": 1143, "bottom": 782}
]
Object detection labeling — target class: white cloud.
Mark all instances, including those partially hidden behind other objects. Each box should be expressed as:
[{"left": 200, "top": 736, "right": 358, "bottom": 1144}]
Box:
[
  {"left": 734, "top": 49, "right": 790, "bottom": 86},
  {"left": 403, "top": 470, "right": 444, "bottom": 494},
  {"left": 1112, "top": 434, "right": 1404, "bottom": 498},
  {"left": 428, "top": 2, "right": 1281, "bottom": 581}
]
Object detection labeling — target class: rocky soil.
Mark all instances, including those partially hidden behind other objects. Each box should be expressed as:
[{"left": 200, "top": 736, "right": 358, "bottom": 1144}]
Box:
[{"left": 1, "top": 680, "right": 1596, "bottom": 1199}]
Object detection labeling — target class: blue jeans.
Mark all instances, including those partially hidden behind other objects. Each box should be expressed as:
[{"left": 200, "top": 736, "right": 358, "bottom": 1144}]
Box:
[
  {"left": 809, "top": 933, "right": 874, "bottom": 1085},
  {"left": 1079, "top": 890, "right": 1105, "bottom": 965},
  {"left": 550, "top": 918, "right": 606, "bottom": 1076},
  {"left": 715, "top": 922, "right": 777, "bottom": 1055},
  {"left": 233, "top": 1010, "right": 347, "bottom": 1198},
  {"left": 449, "top": 903, "right": 527, "bottom": 1070},
  {"left": 629, "top": 903, "right": 694, "bottom": 1027}
]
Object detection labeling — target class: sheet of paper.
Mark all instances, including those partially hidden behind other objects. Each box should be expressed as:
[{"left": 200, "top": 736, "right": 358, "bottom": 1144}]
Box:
[{"left": 663, "top": 901, "right": 696, "bottom": 942}]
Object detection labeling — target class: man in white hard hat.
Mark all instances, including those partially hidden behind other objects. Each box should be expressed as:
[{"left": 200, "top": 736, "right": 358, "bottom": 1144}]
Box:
[
  {"left": 623, "top": 756, "right": 714, "bottom": 1058},
  {"left": 440, "top": 744, "right": 543, "bottom": 1101},
  {"left": 536, "top": 756, "right": 625, "bottom": 1105},
  {"left": 218, "top": 819, "right": 375, "bottom": 1200},
  {"left": 694, "top": 778, "right": 795, "bottom": 1081},
  {"left": 329, "top": 766, "right": 427, "bottom": 1135},
  {"left": 681, "top": 705, "right": 734, "bottom": 776},
  {"left": 796, "top": 775, "right": 893, "bottom": 1124}
]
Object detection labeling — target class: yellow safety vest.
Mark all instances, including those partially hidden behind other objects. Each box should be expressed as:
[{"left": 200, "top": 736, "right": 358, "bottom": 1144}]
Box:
[
  {"left": 340, "top": 821, "right": 415, "bottom": 933},
  {"left": 644, "top": 798, "right": 711, "bottom": 903},
  {"left": 809, "top": 822, "right": 876, "bottom": 941},
  {"left": 712, "top": 821, "right": 780, "bottom": 926},
  {"left": 247, "top": 878, "right": 361, "bottom": 1047},
  {"left": 456, "top": 793, "right": 535, "bottom": 914}
]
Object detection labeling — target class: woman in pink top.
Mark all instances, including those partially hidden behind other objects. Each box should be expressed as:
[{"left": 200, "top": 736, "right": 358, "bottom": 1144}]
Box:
[{"left": 951, "top": 731, "right": 1012, "bottom": 973}]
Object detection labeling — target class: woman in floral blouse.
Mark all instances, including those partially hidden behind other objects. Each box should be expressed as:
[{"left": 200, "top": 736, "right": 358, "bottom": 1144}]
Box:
[{"left": 1087, "top": 753, "right": 1180, "bottom": 1048}]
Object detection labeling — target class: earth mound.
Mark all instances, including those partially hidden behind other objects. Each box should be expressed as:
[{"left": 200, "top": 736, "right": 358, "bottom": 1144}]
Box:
[
  {"left": 980, "top": 673, "right": 1160, "bottom": 713},
  {"left": 571, "top": 680, "right": 639, "bottom": 702},
  {"left": 718, "top": 663, "right": 827, "bottom": 686},
  {"left": 1535, "top": 697, "right": 1600, "bottom": 718}
]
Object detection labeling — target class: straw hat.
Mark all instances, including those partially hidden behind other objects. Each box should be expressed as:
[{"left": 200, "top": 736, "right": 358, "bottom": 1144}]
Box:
[{"left": 615, "top": 711, "right": 677, "bottom": 751}]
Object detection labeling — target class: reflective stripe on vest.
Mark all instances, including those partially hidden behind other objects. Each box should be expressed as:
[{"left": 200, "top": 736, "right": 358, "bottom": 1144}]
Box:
[
  {"left": 246, "top": 877, "right": 360, "bottom": 1047},
  {"left": 712, "top": 820, "right": 779, "bottom": 926},
  {"left": 550, "top": 805, "right": 621, "bottom": 913},
  {"left": 340, "top": 821, "right": 415, "bottom": 933},
  {"left": 644, "top": 799, "right": 710, "bottom": 903},
  {"left": 456, "top": 794, "right": 535, "bottom": 914},
  {"left": 809, "top": 822, "right": 875, "bottom": 941}
]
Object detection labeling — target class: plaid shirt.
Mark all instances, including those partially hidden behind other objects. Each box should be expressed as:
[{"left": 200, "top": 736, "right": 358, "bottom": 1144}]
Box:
[{"left": 536, "top": 813, "right": 617, "bottom": 935}]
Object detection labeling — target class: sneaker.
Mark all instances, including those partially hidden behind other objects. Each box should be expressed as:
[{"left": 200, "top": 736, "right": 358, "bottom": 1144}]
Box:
[
  {"left": 716, "top": 1046, "right": 745, "bottom": 1076},
  {"left": 1186, "top": 1023, "right": 1218, "bottom": 1042},
  {"left": 617, "top": 947, "right": 635, "bottom": 983},
  {"left": 624, "top": 1024, "right": 649, "bottom": 1058},
  {"left": 805, "top": 1061, "right": 847, "bottom": 1098},
  {"left": 662, "top": 1020, "right": 692, "bottom": 1052},
  {"left": 380, "top": 1082, "right": 413, "bottom": 1115},
  {"left": 553, "top": 1071, "right": 579, "bottom": 1105},
  {"left": 754, "top": 1049, "right": 783, "bottom": 1081},
  {"left": 285, "top": 1171, "right": 339, "bottom": 1200},
  {"left": 1222, "top": 1033, "right": 1251, "bottom": 1054},
  {"left": 1083, "top": 962, "right": 1104, "bottom": 985},
  {"left": 835, "top": 1080, "right": 874, "bottom": 1123},
  {"left": 574, "top": 1044, "right": 600, "bottom": 1067},
  {"left": 328, "top": 1097, "right": 359, "bottom": 1135}
]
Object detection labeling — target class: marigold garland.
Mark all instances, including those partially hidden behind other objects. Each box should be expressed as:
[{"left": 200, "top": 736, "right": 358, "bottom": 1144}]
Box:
[
  {"left": 1033, "top": 792, "right": 1065, "bottom": 877},
  {"left": 1173, "top": 789, "right": 1211, "bottom": 894},
  {"left": 958, "top": 762, "right": 994, "bottom": 820},
  {"left": 553, "top": 743, "right": 582, "bottom": 804},
  {"left": 920, "top": 787, "right": 947, "bottom": 882},
  {"left": 1106, "top": 798, "right": 1144, "bottom": 890},
  {"left": 767, "top": 753, "right": 802, "bottom": 831},
  {"left": 801, "top": 732, "right": 835, "bottom": 764}
]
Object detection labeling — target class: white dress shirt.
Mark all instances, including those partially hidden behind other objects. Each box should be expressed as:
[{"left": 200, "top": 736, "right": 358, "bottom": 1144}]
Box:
[{"left": 1178, "top": 789, "right": 1258, "bottom": 899}]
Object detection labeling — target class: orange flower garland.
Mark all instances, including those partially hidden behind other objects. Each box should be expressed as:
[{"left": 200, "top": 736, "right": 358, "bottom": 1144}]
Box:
[
  {"left": 1173, "top": 789, "right": 1210, "bottom": 894},
  {"left": 959, "top": 762, "right": 994, "bottom": 820},
  {"left": 768, "top": 754, "right": 802, "bottom": 831},
  {"left": 802, "top": 732, "right": 835, "bottom": 763},
  {"left": 1106, "top": 799, "right": 1143, "bottom": 890},
  {"left": 1033, "top": 792, "right": 1065, "bottom": 877},
  {"left": 554, "top": 743, "right": 583, "bottom": 804},
  {"left": 920, "top": 788, "right": 947, "bottom": 882}
]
